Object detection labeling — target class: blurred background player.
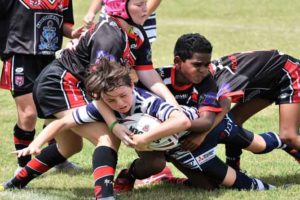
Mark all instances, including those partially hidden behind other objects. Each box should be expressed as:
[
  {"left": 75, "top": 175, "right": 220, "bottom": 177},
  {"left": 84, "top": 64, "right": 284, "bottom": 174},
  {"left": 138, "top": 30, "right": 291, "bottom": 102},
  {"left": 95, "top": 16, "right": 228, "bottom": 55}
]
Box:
[
  {"left": 0, "top": 0, "right": 83, "bottom": 174},
  {"left": 83, "top": 0, "right": 161, "bottom": 44}
]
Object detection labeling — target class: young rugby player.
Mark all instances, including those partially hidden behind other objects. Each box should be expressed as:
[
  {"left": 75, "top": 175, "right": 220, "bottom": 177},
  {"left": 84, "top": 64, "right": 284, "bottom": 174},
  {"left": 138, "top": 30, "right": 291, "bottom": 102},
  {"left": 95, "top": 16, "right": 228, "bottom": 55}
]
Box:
[
  {"left": 0, "top": 0, "right": 83, "bottom": 173},
  {"left": 1, "top": 0, "right": 180, "bottom": 199},
  {"left": 156, "top": 33, "right": 300, "bottom": 170},
  {"left": 210, "top": 49, "right": 300, "bottom": 169}
]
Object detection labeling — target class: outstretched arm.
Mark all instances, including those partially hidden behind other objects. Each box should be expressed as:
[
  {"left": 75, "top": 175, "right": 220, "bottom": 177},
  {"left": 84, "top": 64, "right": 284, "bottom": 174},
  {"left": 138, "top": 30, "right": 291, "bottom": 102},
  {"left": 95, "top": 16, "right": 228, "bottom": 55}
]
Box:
[{"left": 13, "top": 114, "right": 77, "bottom": 157}]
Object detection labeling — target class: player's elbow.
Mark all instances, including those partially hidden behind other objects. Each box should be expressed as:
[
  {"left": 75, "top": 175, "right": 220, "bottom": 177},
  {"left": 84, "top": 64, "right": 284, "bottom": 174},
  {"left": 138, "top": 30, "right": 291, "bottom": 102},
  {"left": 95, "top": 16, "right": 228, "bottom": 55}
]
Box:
[{"left": 179, "top": 115, "right": 192, "bottom": 131}]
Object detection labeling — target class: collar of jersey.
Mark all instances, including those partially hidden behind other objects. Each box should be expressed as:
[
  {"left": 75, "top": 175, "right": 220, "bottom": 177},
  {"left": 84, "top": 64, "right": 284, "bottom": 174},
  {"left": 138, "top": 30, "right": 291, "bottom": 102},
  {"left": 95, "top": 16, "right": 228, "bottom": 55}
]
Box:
[
  {"left": 112, "top": 16, "right": 138, "bottom": 40},
  {"left": 171, "top": 66, "right": 193, "bottom": 91}
]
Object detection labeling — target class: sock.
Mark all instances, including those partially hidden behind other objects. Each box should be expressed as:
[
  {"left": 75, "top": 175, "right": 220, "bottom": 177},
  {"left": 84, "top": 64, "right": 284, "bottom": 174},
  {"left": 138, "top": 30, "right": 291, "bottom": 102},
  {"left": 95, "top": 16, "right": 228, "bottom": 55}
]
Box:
[
  {"left": 257, "top": 132, "right": 282, "bottom": 154},
  {"left": 232, "top": 170, "right": 273, "bottom": 190},
  {"left": 93, "top": 146, "right": 117, "bottom": 199},
  {"left": 225, "top": 145, "right": 242, "bottom": 171},
  {"left": 11, "top": 144, "right": 66, "bottom": 188},
  {"left": 13, "top": 124, "right": 35, "bottom": 167}
]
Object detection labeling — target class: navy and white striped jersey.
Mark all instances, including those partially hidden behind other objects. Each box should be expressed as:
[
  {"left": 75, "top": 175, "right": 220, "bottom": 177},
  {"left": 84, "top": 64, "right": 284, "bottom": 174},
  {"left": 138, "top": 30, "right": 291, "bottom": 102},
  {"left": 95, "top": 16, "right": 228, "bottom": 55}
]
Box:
[
  {"left": 72, "top": 87, "right": 185, "bottom": 125},
  {"left": 143, "top": 13, "right": 157, "bottom": 43}
]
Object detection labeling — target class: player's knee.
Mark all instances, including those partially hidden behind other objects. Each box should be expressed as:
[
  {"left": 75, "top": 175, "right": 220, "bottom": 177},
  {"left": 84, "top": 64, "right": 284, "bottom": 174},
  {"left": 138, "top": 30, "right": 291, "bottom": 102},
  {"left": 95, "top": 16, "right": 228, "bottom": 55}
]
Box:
[
  {"left": 147, "top": 157, "right": 166, "bottom": 174},
  {"left": 18, "top": 111, "right": 37, "bottom": 129},
  {"left": 73, "top": 139, "right": 83, "bottom": 153}
]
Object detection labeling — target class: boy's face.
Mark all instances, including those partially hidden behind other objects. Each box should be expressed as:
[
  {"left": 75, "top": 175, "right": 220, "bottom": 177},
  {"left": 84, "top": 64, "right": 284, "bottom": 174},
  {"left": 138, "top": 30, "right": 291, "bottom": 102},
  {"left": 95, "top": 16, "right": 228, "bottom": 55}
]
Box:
[
  {"left": 176, "top": 52, "right": 211, "bottom": 84},
  {"left": 102, "top": 85, "right": 134, "bottom": 114}
]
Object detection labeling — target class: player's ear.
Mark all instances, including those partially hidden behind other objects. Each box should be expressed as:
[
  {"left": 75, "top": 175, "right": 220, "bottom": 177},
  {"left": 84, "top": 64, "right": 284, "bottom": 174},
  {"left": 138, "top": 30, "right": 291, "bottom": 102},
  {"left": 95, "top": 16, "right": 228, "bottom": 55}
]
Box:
[
  {"left": 174, "top": 56, "right": 182, "bottom": 69},
  {"left": 130, "top": 81, "right": 135, "bottom": 89}
]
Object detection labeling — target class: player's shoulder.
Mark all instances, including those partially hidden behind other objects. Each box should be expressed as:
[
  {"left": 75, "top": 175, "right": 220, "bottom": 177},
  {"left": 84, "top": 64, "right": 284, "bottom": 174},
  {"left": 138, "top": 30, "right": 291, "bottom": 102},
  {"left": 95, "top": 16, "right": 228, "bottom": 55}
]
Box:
[
  {"left": 91, "top": 16, "right": 124, "bottom": 42},
  {"left": 156, "top": 65, "right": 173, "bottom": 78}
]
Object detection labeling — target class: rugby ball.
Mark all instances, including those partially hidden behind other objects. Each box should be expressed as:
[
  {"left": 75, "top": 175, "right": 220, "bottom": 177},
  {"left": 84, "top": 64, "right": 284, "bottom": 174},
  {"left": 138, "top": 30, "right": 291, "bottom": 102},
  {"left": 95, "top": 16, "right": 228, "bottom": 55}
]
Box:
[{"left": 120, "top": 113, "right": 179, "bottom": 151}]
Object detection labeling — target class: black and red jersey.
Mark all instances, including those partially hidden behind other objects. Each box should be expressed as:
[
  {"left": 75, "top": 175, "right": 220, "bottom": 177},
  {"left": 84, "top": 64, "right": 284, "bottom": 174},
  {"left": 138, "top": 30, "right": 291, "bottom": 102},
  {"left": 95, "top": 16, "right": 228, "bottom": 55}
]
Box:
[
  {"left": 0, "top": 0, "right": 74, "bottom": 57},
  {"left": 156, "top": 65, "right": 222, "bottom": 113},
  {"left": 58, "top": 16, "right": 153, "bottom": 81},
  {"left": 210, "top": 49, "right": 299, "bottom": 102}
]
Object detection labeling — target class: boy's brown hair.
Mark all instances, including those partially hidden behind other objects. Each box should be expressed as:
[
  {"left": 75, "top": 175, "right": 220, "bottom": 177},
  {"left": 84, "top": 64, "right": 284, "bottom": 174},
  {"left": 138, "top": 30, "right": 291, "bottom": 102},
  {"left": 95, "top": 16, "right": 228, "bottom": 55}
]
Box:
[{"left": 84, "top": 58, "right": 132, "bottom": 100}]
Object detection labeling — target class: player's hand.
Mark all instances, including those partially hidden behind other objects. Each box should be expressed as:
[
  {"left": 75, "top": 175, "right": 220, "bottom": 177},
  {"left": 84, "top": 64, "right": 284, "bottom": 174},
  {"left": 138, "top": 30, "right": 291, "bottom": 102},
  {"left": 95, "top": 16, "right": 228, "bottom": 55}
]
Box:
[
  {"left": 83, "top": 13, "right": 95, "bottom": 29},
  {"left": 12, "top": 145, "right": 41, "bottom": 158},
  {"left": 180, "top": 132, "right": 208, "bottom": 152},
  {"left": 71, "top": 25, "right": 85, "bottom": 39},
  {"left": 112, "top": 123, "right": 136, "bottom": 147},
  {"left": 131, "top": 135, "right": 151, "bottom": 151}
]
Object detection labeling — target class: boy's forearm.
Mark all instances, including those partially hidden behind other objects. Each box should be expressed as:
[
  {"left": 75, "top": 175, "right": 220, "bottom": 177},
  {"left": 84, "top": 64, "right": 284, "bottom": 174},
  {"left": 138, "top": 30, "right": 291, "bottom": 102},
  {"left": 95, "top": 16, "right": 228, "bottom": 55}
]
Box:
[
  {"left": 146, "top": 0, "right": 162, "bottom": 16},
  {"left": 95, "top": 99, "right": 117, "bottom": 125},
  {"left": 87, "top": 0, "right": 102, "bottom": 16},
  {"left": 143, "top": 112, "right": 190, "bottom": 143}
]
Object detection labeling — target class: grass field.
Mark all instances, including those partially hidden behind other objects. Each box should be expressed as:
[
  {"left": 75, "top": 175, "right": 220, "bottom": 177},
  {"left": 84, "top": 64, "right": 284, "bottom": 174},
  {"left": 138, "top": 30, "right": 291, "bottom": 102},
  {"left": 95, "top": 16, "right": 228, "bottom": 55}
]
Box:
[{"left": 1, "top": 0, "right": 300, "bottom": 199}]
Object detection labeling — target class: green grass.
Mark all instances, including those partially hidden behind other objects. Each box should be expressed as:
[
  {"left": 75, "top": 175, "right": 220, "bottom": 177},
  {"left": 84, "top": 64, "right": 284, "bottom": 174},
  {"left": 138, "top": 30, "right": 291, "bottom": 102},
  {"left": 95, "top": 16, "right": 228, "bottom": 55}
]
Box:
[{"left": 1, "top": 0, "right": 300, "bottom": 199}]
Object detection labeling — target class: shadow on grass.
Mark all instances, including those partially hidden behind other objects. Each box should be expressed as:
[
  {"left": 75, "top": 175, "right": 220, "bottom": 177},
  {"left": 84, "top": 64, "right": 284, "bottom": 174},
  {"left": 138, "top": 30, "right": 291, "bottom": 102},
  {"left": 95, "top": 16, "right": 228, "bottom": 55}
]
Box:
[{"left": 259, "top": 170, "right": 300, "bottom": 187}]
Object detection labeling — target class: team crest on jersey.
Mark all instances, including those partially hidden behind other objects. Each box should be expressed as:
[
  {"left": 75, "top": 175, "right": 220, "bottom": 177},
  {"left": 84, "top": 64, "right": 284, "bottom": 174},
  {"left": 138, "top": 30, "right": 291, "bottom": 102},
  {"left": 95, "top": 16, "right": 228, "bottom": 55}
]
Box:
[
  {"left": 38, "top": 20, "right": 59, "bottom": 52},
  {"left": 15, "top": 76, "right": 24, "bottom": 87},
  {"left": 35, "top": 13, "right": 63, "bottom": 54},
  {"left": 19, "top": 0, "right": 65, "bottom": 10}
]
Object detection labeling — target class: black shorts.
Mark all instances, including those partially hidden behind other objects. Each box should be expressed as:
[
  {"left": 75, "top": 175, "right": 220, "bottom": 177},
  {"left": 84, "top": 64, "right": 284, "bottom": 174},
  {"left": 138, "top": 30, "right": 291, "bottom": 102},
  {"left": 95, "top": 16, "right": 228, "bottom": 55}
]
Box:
[
  {"left": 167, "top": 112, "right": 253, "bottom": 171},
  {"left": 222, "top": 59, "right": 300, "bottom": 105},
  {"left": 0, "top": 54, "right": 54, "bottom": 97},
  {"left": 33, "top": 60, "right": 90, "bottom": 119}
]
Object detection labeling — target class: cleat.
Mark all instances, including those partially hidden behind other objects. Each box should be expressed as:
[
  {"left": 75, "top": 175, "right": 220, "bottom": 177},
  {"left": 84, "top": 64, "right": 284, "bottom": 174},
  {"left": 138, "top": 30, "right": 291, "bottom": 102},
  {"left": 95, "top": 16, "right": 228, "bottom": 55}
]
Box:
[
  {"left": 161, "top": 176, "right": 189, "bottom": 186},
  {"left": 135, "top": 166, "right": 174, "bottom": 187},
  {"left": 54, "top": 160, "right": 80, "bottom": 172},
  {"left": 1, "top": 179, "right": 17, "bottom": 191},
  {"left": 114, "top": 169, "right": 135, "bottom": 193}
]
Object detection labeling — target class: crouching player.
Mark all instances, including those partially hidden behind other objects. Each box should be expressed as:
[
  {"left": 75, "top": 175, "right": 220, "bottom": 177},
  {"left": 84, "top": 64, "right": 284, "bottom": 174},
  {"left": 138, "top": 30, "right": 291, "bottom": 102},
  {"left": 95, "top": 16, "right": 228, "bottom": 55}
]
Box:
[{"left": 156, "top": 33, "right": 300, "bottom": 171}]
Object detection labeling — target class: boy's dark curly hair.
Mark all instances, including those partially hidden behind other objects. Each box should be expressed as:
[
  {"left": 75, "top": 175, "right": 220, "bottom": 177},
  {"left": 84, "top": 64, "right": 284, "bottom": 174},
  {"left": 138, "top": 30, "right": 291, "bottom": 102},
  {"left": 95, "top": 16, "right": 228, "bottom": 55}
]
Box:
[{"left": 174, "top": 33, "right": 213, "bottom": 61}]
